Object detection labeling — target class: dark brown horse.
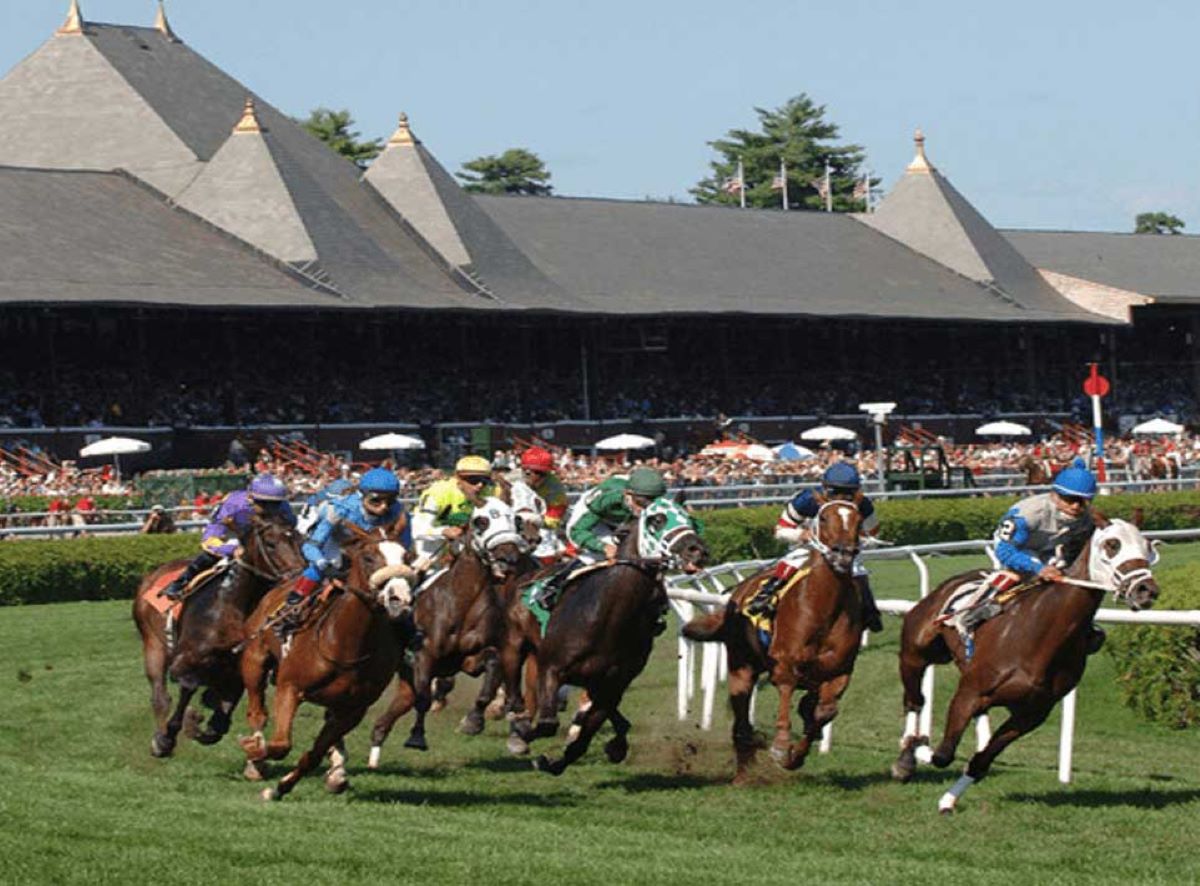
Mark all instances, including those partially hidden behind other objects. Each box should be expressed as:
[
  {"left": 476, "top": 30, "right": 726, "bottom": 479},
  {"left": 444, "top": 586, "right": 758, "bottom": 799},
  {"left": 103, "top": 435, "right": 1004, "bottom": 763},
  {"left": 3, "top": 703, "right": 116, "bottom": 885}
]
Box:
[
  {"left": 890, "top": 517, "right": 1159, "bottom": 812},
  {"left": 1017, "top": 455, "right": 1062, "bottom": 487},
  {"left": 366, "top": 497, "right": 535, "bottom": 764},
  {"left": 683, "top": 498, "right": 867, "bottom": 784},
  {"left": 507, "top": 497, "right": 707, "bottom": 775},
  {"left": 239, "top": 517, "right": 409, "bottom": 800},
  {"left": 132, "top": 515, "right": 304, "bottom": 757}
]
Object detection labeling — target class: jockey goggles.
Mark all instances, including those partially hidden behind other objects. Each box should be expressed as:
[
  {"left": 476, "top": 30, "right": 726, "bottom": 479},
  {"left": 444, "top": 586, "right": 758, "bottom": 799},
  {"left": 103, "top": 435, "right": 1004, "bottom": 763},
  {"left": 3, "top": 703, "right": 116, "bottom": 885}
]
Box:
[
  {"left": 460, "top": 475, "right": 489, "bottom": 487},
  {"left": 363, "top": 492, "right": 396, "bottom": 506}
]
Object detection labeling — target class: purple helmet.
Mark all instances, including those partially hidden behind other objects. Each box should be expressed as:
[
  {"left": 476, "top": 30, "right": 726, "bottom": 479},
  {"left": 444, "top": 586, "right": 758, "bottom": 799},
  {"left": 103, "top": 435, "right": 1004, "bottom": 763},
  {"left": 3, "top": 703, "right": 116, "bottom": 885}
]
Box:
[{"left": 249, "top": 474, "right": 288, "bottom": 501}]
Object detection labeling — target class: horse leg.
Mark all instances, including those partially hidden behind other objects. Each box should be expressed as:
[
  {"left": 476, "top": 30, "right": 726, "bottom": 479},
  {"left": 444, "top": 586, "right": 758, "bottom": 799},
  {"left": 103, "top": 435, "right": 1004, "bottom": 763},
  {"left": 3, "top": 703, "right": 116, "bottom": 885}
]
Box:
[
  {"left": 430, "top": 676, "right": 455, "bottom": 713},
  {"left": 786, "top": 673, "right": 851, "bottom": 771},
  {"left": 516, "top": 662, "right": 562, "bottom": 744},
  {"left": 326, "top": 739, "right": 350, "bottom": 794},
  {"left": 195, "top": 685, "right": 241, "bottom": 746},
  {"left": 930, "top": 681, "right": 985, "bottom": 769},
  {"left": 566, "top": 691, "right": 593, "bottom": 744},
  {"left": 404, "top": 651, "right": 434, "bottom": 751},
  {"left": 237, "top": 641, "right": 275, "bottom": 772},
  {"left": 143, "top": 635, "right": 174, "bottom": 757},
  {"left": 152, "top": 683, "right": 196, "bottom": 758},
  {"left": 728, "top": 658, "right": 759, "bottom": 785},
  {"left": 262, "top": 683, "right": 302, "bottom": 761},
  {"left": 459, "top": 651, "right": 499, "bottom": 736},
  {"left": 505, "top": 652, "right": 538, "bottom": 756},
  {"left": 533, "top": 693, "right": 612, "bottom": 776},
  {"left": 603, "top": 707, "right": 632, "bottom": 763},
  {"left": 264, "top": 704, "right": 368, "bottom": 802},
  {"left": 892, "top": 644, "right": 932, "bottom": 782},
  {"left": 940, "top": 701, "right": 1053, "bottom": 814},
  {"left": 770, "top": 678, "right": 796, "bottom": 765},
  {"left": 368, "top": 675, "right": 416, "bottom": 769}
]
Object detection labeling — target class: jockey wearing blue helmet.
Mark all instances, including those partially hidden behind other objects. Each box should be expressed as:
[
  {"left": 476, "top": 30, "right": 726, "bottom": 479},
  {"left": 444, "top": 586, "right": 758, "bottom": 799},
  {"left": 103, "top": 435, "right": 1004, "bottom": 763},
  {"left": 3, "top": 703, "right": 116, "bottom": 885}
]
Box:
[{"left": 746, "top": 459, "right": 884, "bottom": 632}]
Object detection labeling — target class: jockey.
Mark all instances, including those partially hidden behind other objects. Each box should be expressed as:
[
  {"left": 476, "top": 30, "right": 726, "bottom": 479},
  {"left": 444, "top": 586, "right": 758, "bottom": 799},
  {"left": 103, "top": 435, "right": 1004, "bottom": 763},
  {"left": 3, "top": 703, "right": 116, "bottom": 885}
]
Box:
[
  {"left": 275, "top": 467, "right": 409, "bottom": 635},
  {"left": 297, "top": 477, "right": 354, "bottom": 534},
  {"left": 519, "top": 447, "right": 568, "bottom": 532},
  {"left": 531, "top": 467, "right": 666, "bottom": 609},
  {"left": 162, "top": 474, "right": 294, "bottom": 601},
  {"left": 745, "top": 461, "right": 884, "bottom": 632},
  {"left": 410, "top": 455, "right": 496, "bottom": 564},
  {"left": 951, "top": 458, "right": 1101, "bottom": 648}
]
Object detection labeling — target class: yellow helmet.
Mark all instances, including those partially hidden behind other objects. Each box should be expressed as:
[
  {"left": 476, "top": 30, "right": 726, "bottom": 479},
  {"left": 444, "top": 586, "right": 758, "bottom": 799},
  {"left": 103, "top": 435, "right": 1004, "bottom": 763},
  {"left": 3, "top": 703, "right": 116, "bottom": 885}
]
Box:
[{"left": 455, "top": 455, "right": 492, "bottom": 475}]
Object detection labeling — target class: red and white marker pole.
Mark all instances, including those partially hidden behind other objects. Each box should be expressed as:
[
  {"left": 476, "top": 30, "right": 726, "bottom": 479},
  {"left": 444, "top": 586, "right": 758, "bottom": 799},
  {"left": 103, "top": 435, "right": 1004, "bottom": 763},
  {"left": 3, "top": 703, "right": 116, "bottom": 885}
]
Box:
[{"left": 1082, "top": 363, "right": 1110, "bottom": 483}]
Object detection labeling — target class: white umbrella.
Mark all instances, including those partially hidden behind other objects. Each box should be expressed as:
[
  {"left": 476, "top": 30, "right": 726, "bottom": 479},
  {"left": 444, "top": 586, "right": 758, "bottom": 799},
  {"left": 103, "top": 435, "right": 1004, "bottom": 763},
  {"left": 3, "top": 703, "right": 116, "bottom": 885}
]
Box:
[
  {"left": 975, "top": 420, "right": 1032, "bottom": 437},
  {"left": 359, "top": 432, "right": 425, "bottom": 451},
  {"left": 595, "top": 433, "right": 656, "bottom": 451},
  {"left": 79, "top": 436, "right": 151, "bottom": 458},
  {"left": 800, "top": 425, "right": 856, "bottom": 442},
  {"left": 1132, "top": 417, "right": 1184, "bottom": 435}
]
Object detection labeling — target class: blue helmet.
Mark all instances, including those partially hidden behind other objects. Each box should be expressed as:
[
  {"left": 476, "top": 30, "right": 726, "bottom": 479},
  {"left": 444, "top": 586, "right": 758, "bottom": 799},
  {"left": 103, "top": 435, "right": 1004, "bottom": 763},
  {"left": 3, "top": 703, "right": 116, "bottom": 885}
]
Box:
[
  {"left": 822, "top": 462, "right": 861, "bottom": 491},
  {"left": 249, "top": 474, "right": 288, "bottom": 501},
  {"left": 1053, "top": 458, "right": 1097, "bottom": 499},
  {"left": 359, "top": 467, "right": 400, "bottom": 495}
]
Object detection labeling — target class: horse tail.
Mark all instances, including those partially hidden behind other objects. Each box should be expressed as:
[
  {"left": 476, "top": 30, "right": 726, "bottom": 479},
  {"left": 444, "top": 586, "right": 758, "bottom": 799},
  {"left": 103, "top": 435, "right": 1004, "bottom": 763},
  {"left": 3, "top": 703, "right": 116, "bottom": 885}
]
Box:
[{"left": 681, "top": 608, "right": 728, "bottom": 642}]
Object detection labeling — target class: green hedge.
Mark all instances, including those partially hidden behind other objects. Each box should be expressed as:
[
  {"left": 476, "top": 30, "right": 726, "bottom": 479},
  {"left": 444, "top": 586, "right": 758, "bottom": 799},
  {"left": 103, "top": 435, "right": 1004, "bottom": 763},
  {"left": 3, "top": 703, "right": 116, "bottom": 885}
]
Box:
[
  {"left": 0, "top": 533, "right": 197, "bottom": 605},
  {"left": 1108, "top": 564, "right": 1200, "bottom": 729},
  {"left": 0, "top": 495, "right": 144, "bottom": 513}
]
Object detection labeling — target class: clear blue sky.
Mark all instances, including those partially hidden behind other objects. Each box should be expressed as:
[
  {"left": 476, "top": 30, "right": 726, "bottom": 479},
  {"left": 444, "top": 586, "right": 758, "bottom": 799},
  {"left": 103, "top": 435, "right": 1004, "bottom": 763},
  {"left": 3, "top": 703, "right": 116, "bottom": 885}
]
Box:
[{"left": 4, "top": 0, "right": 1199, "bottom": 232}]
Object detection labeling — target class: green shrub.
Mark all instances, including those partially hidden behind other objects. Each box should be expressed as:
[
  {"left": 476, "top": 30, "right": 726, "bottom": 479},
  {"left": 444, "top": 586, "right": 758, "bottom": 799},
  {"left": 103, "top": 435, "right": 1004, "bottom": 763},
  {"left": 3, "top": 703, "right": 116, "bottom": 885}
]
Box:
[
  {"left": 0, "top": 495, "right": 145, "bottom": 513},
  {"left": 1107, "top": 563, "right": 1200, "bottom": 728},
  {"left": 0, "top": 533, "right": 197, "bottom": 606}
]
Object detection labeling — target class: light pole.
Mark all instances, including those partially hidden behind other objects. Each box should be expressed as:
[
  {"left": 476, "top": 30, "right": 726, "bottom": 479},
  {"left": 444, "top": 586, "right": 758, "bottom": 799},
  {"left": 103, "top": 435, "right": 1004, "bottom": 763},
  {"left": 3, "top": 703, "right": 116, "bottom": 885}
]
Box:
[{"left": 859, "top": 401, "right": 897, "bottom": 493}]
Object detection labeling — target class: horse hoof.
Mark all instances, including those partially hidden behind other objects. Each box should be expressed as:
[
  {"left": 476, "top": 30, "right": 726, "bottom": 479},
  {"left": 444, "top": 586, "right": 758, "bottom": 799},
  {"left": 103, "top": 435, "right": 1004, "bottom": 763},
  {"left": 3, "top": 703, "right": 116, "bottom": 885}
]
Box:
[
  {"left": 484, "top": 700, "right": 506, "bottom": 721},
  {"left": 891, "top": 760, "right": 915, "bottom": 783},
  {"left": 931, "top": 752, "right": 953, "bottom": 769},
  {"left": 194, "top": 729, "right": 223, "bottom": 747},
  {"left": 150, "top": 733, "right": 174, "bottom": 758},
  {"left": 182, "top": 708, "right": 204, "bottom": 740},
  {"left": 403, "top": 734, "right": 429, "bottom": 752},
  {"left": 430, "top": 699, "right": 446, "bottom": 714},
  {"left": 532, "top": 755, "right": 564, "bottom": 776},
  {"left": 367, "top": 746, "right": 382, "bottom": 770},
  {"left": 325, "top": 774, "right": 349, "bottom": 795},
  {"left": 243, "top": 759, "right": 266, "bottom": 782},
  {"left": 506, "top": 734, "right": 530, "bottom": 756},
  {"left": 565, "top": 723, "right": 582, "bottom": 744},
  {"left": 458, "top": 712, "right": 484, "bottom": 736},
  {"left": 768, "top": 744, "right": 789, "bottom": 766},
  {"left": 260, "top": 786, "right": 281, "bottom": 802},
  {"left": 604, "top": 736, "right": 629, "bottom": 764}
]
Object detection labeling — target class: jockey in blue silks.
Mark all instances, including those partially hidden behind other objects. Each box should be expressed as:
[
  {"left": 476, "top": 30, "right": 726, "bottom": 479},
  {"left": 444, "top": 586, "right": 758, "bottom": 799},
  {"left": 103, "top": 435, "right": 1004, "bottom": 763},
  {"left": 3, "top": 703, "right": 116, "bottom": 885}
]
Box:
[
  {"left": 274, "top": 467, "right": 410, "bottom": 636},
  {"left": 297, "top": 477, "right": 355, "bottom": 534},
  {"left": 951, "top": 457, "right": 1103, "bottom": 651},
  {"left": 746, "top": 461, "right": 884, "bottom": 632},
  {"left": 162, "top": 474, "right": 294, "bottom": 600}
]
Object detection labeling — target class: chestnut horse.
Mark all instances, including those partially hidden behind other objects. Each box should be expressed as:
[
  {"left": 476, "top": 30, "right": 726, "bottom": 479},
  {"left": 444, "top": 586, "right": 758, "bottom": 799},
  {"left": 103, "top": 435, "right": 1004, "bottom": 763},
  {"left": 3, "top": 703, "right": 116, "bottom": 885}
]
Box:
[
  {"left": 132, "top": 514, "right": 304, "bottom": 757},
  {"left": 891, "top": 517, "right": 1159, "bottom": 812},
  {"left": 683, "top": 499, "right": 867, "bottom": 784},
  {"left": 239, "top": 517, "right": 408, "bottom": 800},
  {"left": 366, "top": 498, "right": 536, "bottom": 764},
  {"left": 507, "top": 497, "right": 707, "bottom": 775},
  {"left": 1016, "top": 455, "right": 1061, "bottom": 487}
]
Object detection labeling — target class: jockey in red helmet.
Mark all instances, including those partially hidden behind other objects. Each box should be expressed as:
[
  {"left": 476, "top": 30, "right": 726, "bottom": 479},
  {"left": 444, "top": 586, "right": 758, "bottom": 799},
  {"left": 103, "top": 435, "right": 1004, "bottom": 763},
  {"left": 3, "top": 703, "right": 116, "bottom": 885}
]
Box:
[{"left": 519, "top": 447, "right": 568, "bottom": 531}]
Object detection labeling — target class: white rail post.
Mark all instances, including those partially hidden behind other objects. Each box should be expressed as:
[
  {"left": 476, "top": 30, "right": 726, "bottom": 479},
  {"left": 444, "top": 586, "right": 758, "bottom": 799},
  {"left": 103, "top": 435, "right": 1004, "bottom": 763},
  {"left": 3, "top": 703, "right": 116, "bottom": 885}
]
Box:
[
  {"left": 674, "top": 597, "right": 694, "bottom": 720},
  {"left": 700, "top": 636, "right": 720, "bottom": 730},
  {"left": 910, "top": 550, "right": 935, "bottom": 762},
  {"left": 1058, "top": 688, "right": 1077, "bottom": 784}
]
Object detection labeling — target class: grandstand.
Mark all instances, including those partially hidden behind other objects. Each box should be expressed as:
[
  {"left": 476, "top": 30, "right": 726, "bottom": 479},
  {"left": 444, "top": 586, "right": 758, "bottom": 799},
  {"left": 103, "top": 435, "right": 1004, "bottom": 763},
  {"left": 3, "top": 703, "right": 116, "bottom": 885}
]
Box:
[{"left": 2, "top": 2, "right": 1200, "bottom": 467}]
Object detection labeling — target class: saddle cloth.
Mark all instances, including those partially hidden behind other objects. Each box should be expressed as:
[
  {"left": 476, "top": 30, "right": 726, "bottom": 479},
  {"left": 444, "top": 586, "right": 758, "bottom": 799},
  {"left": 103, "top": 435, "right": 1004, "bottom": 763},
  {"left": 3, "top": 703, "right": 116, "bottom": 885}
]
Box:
[
  {"left": 936, "top": 571, "right": 1036, "bottom": 632},
  {"left": 143, "top": 567, "right": 187, "bottom": 617},
  {"left": 520, "top": 561, "right": 615, "bottom": 637},
  {"left": 737, "top": 562, "right": 813, "bottom": 636}
]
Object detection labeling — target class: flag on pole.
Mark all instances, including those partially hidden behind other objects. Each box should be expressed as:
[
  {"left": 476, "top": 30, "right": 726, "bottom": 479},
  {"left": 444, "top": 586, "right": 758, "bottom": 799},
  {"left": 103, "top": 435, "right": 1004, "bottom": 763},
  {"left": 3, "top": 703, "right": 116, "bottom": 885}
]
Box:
[
  {"left": 721, "top": 176, "right": 743, "bottom": 195},
  {"left": 812, "top": 171, "right": 830, "bottom": 201},
  {"left": 722, "top": 158, "right": 746, "bottom": 209},
  {"left": 770, "top": 172, "right": 785, "bottom": 190},
  {"left": 852, "top": 175, "right": 869, "bottom": 201}
]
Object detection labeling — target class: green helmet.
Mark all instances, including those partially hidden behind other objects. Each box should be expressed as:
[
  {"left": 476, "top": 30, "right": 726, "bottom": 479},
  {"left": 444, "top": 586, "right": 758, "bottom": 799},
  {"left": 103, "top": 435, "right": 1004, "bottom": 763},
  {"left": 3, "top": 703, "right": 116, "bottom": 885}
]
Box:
[{"left": 626, "top": 467, "right": 666, "bottom": 498}]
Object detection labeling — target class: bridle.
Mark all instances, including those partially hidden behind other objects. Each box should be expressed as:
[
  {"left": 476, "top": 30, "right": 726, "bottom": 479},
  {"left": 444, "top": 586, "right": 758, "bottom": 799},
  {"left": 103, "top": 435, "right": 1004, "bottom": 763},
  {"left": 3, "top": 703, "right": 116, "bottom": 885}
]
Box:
[
  {"left": 237, "top": 520, "right": 302, "bottom": 583},
  {"left": 808, "top": 500, "right": 861, "bottom": 574}
]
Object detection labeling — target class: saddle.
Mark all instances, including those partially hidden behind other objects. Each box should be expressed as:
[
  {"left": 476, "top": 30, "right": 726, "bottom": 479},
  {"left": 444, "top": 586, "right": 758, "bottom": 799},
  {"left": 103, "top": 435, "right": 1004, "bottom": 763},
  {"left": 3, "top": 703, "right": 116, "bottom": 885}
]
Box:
[
  {"left": 736, "top": 564, "right": 813, "bottom": 636},
  {"left": 936, "top": 571, "right": 1043, "bottom": 657},
  {"left": 520, "top": 561, "right": 620, "bottom": 637}
]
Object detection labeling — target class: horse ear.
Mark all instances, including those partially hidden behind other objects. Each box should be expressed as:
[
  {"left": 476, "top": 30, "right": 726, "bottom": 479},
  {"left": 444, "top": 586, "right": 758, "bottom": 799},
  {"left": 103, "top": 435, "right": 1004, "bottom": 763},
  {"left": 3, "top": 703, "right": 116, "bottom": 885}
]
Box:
[
  {"left": 1092, "top": 510, "right": 1110, "bottom": 529},
  {"left": 1130, "top": 507, "right": 1144, "bottom": 529},
  {"left": 494, "top": 476, "right": 512, "bottom": 504},
  {"left": 345, "top": 522, "right": 373, "bottom": 542},
  {"left": 390, "top": 512, "right": 408, "bottom": 539}
]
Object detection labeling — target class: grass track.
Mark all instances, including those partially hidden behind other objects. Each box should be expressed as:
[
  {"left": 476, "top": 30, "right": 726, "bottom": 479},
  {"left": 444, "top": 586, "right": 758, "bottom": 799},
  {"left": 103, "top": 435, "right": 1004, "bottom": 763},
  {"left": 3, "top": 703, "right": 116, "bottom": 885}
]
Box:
[{"left": 2, "top": 549, "right": 1199, "bottom": 885}]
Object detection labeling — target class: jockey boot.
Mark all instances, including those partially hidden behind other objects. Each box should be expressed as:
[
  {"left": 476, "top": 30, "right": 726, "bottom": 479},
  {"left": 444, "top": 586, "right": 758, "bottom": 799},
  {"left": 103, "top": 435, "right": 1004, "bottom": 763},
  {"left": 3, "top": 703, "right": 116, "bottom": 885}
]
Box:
[
  {"left": 533, "top": 560, "right": 578, "bottom": 610},
  {"left": 162, "top": 551, "right": 219, "bottom": 601},
  {"left": 1086, "top": 624, "right": 1106, "bottom": 655},
  {"left": 855, "top": 576, "right": 884, "bottom": 633},
  {"left": 745, "top": 575, "right": 783, "bottom": 618},
  {"left": 272, "top": 576, "right": 320, "bottom": 640}
]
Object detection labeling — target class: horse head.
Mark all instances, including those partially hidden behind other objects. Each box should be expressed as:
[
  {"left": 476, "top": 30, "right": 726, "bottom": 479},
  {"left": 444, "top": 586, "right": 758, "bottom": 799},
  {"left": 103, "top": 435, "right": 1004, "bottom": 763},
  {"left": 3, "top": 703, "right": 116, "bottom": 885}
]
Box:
[
  {"left": 809, "top": 499, "right": 862, "bottom": 575},
  {"left": 468, "top": 497, "right": 527, "bottom": 580},
  {"left": 1088, "top": 519, "right": 1160, "bottom": 611},
  {"left": 343, "top": 519, "right": 412, "bottom": 593},
  {"left": 506, "top": 480, "right": 547, "bottom": 547},
  {"left": 635, "top": 498, "right": 707, "bottom": 573},
  {"left": 242, "top": 514, "right": 306, "bottom": 583}
]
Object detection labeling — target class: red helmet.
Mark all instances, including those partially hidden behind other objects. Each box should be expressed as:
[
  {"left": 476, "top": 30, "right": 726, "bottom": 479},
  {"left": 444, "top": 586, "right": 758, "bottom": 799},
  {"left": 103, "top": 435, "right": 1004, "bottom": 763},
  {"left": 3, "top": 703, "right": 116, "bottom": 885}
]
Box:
[{"left": 520, "top": 447, "right": 554, "bottom": 473}]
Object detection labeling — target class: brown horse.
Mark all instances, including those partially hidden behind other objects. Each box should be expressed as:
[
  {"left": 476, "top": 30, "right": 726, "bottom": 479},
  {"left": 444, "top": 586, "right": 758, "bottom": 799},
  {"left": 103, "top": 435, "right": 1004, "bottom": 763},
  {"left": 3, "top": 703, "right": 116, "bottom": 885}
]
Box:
[
  {"left": 238, "top": 517, "right": 409, "bottom": 800},
  {"left": 507, "top": 496, "right": 707, "bottom": 775},
  {"left": 366, "top": 497, "right": 535, "bottom": 764},
  {"left": 890, "top": 517, "right": 1159, "bottom": 812},
  {"left": 132, "top": 515, "right": 304, "bottom": 757},
  {"left": 1017, "top": 455, "right": 1061, "bottom": 487},
  {"left": 683, "top": 498, "right": 867, "bottom": 784}
]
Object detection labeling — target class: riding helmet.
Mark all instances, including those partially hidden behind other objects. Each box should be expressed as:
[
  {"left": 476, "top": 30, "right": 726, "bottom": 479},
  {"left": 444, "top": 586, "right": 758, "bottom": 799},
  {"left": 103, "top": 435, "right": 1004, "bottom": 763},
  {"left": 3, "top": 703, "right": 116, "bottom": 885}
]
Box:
[
  {"left": 1052, "top": 458, "right": 1097, "bottom": 499},
  {"left": 249, "top": 474, "right": 288, "bottom": 501},
  {"left": 821, "top": 461, "right": 861, "bottom": 491},
  {"left": 359, "top": 467, "right": 400, "bottom": 495},
  {"left": 626, "top": 467, "right": 667, "bottom": 498},
  {"left": 520, "top": 447, "right": 554, "bottom": 473},
  {"left": 455, "top": 455, "right": 492, "bottom": 475}
]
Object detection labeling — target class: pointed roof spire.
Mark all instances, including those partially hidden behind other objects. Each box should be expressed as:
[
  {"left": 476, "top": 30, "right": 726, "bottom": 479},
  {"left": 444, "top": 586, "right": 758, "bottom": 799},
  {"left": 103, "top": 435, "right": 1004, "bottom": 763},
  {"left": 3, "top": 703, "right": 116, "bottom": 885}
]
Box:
[
  {"left": 233, "top": 97, "right": 264, "bottom": 134},
  {"left": 56, "top": 0, "right": 85, "bottom": 36},
  {"left": 906, "top": 128, "right": 933, "bottom": 174},
  {"left": 387, "top": 112, "right": 417, "bottom": 147},
  {"left": 155, "top": 1, "right": 180, "bottom": 42}
]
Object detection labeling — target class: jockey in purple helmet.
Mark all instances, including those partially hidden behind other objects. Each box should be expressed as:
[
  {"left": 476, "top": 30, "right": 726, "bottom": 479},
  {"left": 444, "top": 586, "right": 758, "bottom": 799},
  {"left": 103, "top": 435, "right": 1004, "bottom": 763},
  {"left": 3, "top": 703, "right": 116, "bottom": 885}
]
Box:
[
  {"left": 162, "top": 474, "right": 295, "bottom": 601},
  {"left": 274, "top": 467, "right": 410, "bottom": 638},
  {"left": 745, "top": 460, "right": 884, "bottom": 632}
]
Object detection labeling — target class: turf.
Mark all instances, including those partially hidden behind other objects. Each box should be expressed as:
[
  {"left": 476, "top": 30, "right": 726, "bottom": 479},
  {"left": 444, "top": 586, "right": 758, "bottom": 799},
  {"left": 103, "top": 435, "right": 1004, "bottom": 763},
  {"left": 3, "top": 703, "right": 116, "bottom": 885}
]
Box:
[{"left": 2, "top": 547, "right": 1199, "bottom": 885}]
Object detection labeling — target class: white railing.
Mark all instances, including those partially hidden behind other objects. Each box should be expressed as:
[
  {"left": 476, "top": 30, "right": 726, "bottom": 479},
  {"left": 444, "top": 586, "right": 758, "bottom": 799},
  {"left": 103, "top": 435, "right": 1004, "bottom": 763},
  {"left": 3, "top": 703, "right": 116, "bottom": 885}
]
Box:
[{"left": 666, "top": 529, "right": 1200, "bottom": 784}]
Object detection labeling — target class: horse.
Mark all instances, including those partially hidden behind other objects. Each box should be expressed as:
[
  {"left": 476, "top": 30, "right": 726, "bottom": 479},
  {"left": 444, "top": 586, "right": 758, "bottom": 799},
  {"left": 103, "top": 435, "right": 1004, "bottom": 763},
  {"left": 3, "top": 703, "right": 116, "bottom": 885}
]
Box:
[
  {"left": 1016, "top": 455, "right": 1060, "bottom": 487},
  {"left": 366, "top": 497, "right": 535, "bottom": 764},
  {"left": 1132, "top": 451, "right": 1181, "bottom": 491},
  {"left": 132, "top": 514, "right": 305, "bottom": 757},
  {"left": 238, "top": 515, "right": 409, "bottom": 800},
  {"left": 506, "top": 497, "right": 707, "bottom": 775},
  {"left": 890, "top": 517, "right": 1160, "bottom": 812},
  {"left": 683, "top": 498, "right": 868, "bottom": 784}
]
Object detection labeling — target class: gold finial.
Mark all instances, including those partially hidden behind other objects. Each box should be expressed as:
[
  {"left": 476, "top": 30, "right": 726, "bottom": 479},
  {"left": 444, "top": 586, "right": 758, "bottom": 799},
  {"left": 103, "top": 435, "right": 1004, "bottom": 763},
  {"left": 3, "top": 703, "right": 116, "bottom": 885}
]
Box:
[
  {"left": 56, "top": 0, "right": 84, "bottom": 35},
  {"left": 233, "top": 97, "right": 264, "bottom": 134},
  {"left": 387, "top": 112, "right": 416, "bottom": 147},
  {"left": 907, "top": 128, "right": 932, "bottom": 173},
  {"left": 155, "top": 1, "right": 180, "bottom": 42}
]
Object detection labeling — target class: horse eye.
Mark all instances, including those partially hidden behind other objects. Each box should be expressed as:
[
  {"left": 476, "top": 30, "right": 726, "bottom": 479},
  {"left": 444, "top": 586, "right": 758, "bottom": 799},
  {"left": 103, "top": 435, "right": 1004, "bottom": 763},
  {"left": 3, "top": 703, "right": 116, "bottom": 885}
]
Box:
[{"left": 1104, "top": 539, "right": 1121, "bottom": 558}]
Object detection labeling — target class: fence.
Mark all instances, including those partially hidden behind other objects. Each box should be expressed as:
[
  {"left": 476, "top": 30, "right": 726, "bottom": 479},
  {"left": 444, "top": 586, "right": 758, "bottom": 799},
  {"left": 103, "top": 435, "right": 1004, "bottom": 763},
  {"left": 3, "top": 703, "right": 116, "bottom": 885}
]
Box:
[{"left": 665, "top": 529, "right": 1200, "bottom": 784}]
